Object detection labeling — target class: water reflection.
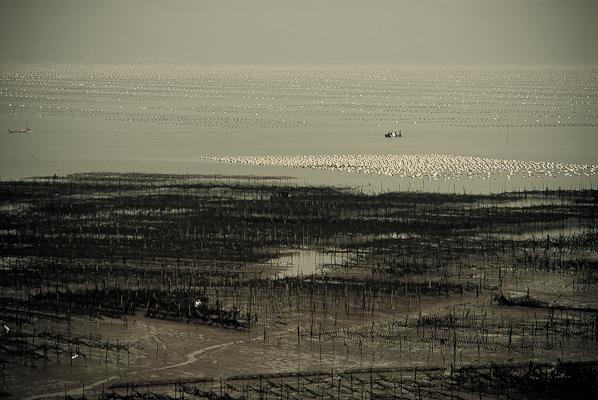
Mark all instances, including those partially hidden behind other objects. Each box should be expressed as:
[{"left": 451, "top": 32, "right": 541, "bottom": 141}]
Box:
[{"left": 276, "top": 249, "right": 323, "bottom": 278}]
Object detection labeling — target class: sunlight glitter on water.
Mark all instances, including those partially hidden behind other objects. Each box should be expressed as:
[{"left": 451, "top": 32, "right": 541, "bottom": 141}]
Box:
[{"left": 2, "top": 64, "right": 596, "bottom": 193}]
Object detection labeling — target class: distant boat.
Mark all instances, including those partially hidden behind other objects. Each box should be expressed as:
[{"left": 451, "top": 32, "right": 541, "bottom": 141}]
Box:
[
  {"left": 384, "top": 129, "right": 401, "bottom": 138},
  {"left": 8, "top": 126, "right": 31, "bottom": 133}
]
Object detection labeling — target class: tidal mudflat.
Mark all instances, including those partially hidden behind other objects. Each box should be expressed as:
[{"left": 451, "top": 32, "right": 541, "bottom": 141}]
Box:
[{"left": 1, "top": 172, "right": 597, "bottom": 399}]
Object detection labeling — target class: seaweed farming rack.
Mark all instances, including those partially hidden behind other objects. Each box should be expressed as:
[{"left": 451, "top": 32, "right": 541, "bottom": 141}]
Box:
[{"left": 1, "top": 172, "right": 597, "bottom": 399}]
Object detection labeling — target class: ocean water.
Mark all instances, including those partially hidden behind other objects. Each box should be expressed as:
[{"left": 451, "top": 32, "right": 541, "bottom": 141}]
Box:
[{"left": 1, "top": 64, "right": 596, "bottom": 193}]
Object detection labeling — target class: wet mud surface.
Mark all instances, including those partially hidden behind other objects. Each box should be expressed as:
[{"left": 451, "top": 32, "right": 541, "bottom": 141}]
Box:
[{"left": 1, "top": 172, "right": 597, "bottom": 399}]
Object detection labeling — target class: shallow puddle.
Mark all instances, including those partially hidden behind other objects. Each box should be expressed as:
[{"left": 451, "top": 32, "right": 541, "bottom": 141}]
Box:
[{"left": 275, "top": 249, "right": 323, "bottom": 278}]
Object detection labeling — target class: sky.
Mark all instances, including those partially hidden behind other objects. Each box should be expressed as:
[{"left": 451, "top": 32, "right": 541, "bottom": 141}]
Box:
[{"left": 0, "top": 0, "right": 597, "bottom": 65}]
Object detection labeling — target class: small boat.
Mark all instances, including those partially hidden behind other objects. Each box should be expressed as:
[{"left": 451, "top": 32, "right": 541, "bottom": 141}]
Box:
[
  {"left": 8, "top": 126, "right": 31, "bottom": 133},
  {"left": 385, "top": 130, "right": 401, "bottom": 138}
]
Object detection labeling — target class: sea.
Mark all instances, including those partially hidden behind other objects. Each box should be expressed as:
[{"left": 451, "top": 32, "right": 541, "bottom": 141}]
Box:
[{"left": 1, "top": 64, "right": 597, "bottom": 194}]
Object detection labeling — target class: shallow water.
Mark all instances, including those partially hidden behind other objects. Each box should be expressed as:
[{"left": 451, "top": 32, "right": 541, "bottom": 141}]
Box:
[
  {"left": 274, "top": 249, "right": 323, "bottom": 277},
  {"left": 1, "top": 64, "right": 596, "bottom": 193}
]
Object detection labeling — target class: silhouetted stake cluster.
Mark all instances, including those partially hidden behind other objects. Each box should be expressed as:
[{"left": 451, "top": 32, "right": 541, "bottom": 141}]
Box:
[
  {"left": 1, "top": 173, "right": 597, "bottom": 398},
  {"left": 40, "top": 361, "right": 598, "bottom": 400},
  {"left": 301, "top": 305, "right": 598, "bottom": 358},
  {"left": 0, "top": 327, "right": 138, "bottom": 369},
  {"left": 171, "top": 361, "right": 597, "bottom": 400}
]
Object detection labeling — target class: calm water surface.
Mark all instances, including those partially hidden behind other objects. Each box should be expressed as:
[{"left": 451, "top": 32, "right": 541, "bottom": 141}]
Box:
[{"left": 1, "top": 64, "right": 596, "bottom": 193}]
